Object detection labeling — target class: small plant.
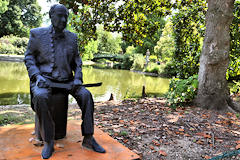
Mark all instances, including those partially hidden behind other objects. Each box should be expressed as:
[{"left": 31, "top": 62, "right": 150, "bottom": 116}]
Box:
[
  {"left": 236, "top": 113, "right": 240, "bottom": 119},
  {"left": 119, "top": 130, "right": 128, "bottom": 136},
  {"left": 230, "top": 80, "right": 240, "bottom": 95},
  {"left": 165, "top": 75, "right": 198, "bottom": 109}
]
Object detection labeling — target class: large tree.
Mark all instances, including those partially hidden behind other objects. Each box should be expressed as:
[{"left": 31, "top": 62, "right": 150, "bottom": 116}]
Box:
[
  {"left": 0, "top": 0, "right": 42, "bottom": 37},
  {"left": 56, "top": 0, "right": 240, "bottom": 111},
  {"left": 196, "top": 0, "right": 239, "bottom": 111}
]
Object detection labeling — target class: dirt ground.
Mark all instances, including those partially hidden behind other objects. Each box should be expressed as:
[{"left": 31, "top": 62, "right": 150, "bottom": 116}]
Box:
[{"left": 1, "top": 98, "right": 240, "bottom": 160}]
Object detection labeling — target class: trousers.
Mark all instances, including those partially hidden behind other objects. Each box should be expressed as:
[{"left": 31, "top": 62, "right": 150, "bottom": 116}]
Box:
[{"left": 31, "top": 83, "right": 94, "bottom": 143}]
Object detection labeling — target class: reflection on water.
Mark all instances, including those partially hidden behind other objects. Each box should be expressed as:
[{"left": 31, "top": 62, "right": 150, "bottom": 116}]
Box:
[{"left": 0, "top": 61, "right": 169, "bottom": 105}]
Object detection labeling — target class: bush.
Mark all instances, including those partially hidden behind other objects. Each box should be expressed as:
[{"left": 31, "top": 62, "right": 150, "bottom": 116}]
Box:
[
  {"left": 149, "top": 55, "right": 158, "bottom": 63},
  {"left": 0, "top": 35, "right": 28, "bottom": 55},
  {"left": 121, "top": 54, "right": 134, "bottom": 70},
  {"left": 131, "top": 54, "right": 145, "bottom": 71},
  {"left": 144, "top": 62, "right": 164, "bottom": 74},
  {"left": 125, "top": 45, "right": 137, "bottom": 55},
  {"left": 166, "top": 75, "right": 198, "bottom": 108},
  {"left": 230, "top": 80, "right": 240, "bottom": 95}
]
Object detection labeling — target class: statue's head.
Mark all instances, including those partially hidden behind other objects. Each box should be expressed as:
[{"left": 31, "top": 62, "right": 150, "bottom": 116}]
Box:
[{"left": 49, "top": 4, "right": 69, "bottom": 32}]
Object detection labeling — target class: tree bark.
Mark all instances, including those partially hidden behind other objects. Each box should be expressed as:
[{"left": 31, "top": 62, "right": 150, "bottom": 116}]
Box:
[{"left": 195, "top": 0, "right": 235, "bottom": 110}]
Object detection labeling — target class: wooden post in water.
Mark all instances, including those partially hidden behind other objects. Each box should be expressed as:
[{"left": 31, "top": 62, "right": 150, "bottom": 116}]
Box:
[
  {"left": 109, "top": 93, "right": 114, "bottom": 101},
  {"left": 142, "top": 85, "right": 147, "bottom": 98}
]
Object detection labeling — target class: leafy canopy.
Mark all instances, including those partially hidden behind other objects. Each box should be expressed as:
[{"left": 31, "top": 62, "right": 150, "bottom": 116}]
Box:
[{"left": 0, "top": 0, "right": 42, "bottom": 37}]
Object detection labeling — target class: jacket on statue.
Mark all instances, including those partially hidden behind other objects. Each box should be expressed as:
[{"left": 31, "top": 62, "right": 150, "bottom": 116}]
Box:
[{"left": 24, "top": 25, "right": 83, "bottom": 82}]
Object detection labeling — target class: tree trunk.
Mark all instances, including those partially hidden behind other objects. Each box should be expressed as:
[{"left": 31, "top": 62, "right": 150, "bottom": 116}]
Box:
[{"left": 195, "top": 0, "right": 235, "bottom": 110}]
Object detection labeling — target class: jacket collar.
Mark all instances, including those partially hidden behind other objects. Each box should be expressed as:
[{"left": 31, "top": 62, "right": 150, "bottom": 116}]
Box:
[{"left": 49, "top": 25, "right": 66, "bottom": 39}]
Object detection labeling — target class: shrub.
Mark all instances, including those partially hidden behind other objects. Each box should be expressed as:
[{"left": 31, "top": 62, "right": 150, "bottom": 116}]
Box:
[
  {"left": 166, "top": 75, "right": 198, "bottom": 108},
  {"left": 144, "top": 62, "right": 164, "bottom": 74},
  {"left": 121, "top": 54, "right": 134, "bottom": 70},
  {"left": 131, "top": 54, "right": 145, "bottom": 71},
  {"left": 0, "top": 35, "right": 28, "bottom": 55},
  {"left": 149, "top": 55, "right": 158, "bottom": 63},
  {"left": 230, "top": 80, "right": 240, "bottom": 95},
  {"left": 125, "top": 45, "right": 137, "bottom": 55}
]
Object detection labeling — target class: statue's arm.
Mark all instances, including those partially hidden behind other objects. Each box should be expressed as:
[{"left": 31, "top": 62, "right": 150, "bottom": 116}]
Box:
[
  {"left": 24, "top": 29, "right": 40, "bottom": 81},
  {"left": 72, "top": 34, "right": 83, "bottom": 83}
]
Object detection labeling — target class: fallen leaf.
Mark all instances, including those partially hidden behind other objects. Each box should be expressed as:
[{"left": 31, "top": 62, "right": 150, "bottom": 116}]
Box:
[
  {"left": 130, "top": 120, "right": 135, "bottom": 125},
  {"left": 179, "top": 128, "right": 184, "bottom": 132},
  {"left": 204, "top": 155, "right": 211, "bottom": 159},
  {"left": 203, "top": 133, "right": 211, "bottom": 139},
  {"left": 185, "top": 134, "right": 191, "bottom": 137},
  {"left": 196, "top": 132, "right": 205, "bottom": 137},
  {"left": 236, "top": 140, "right": 240, "bottom": 144},
  {"left": 215, "top": 121, "right": 222, "bottom": 124},
  {"left": 159, "top": 150, "right": 167, "bottom": 156},
  {"left": 236, "top": 144, "right": 240, "bottom": 150},
  {"left": 231, "top": 130, "right": 240, "bottom": 135},
  {"left": 167, "top": 114, "right": 180, "bottom": 123},
  {"left": 123, "top": 139, "right": 128, "bottom": 143},
  {"left": 196, "top": 140, "right": 204, "bottom": 145},
  {"left": 119, "top": 120, "right": 125, "bottom": 124},
  {"left": 149, "top": 145, "right": 154, "bottom": 150}
]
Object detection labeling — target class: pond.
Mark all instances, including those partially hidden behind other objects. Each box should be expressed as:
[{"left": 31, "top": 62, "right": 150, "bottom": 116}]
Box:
[{"left": 0, "top": 61, "right": 169, "bottom": 105}]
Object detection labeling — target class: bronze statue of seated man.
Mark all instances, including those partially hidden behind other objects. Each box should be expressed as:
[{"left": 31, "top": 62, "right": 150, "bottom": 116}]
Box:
[{"left": 24, "top": 4, "right": 105, "bottom": 159}]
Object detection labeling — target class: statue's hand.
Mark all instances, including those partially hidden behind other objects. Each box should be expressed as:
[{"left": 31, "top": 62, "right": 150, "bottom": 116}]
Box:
[
  {"left": 36, "top": 75, "right": 49, "bottom": 88},
  {"left": 73, "top": 79, "right": 82, "bottom": 86}
]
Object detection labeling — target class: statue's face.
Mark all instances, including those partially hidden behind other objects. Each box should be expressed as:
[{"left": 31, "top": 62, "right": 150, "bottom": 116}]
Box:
[{"left": 51, "top": 6, "right": 68, "bottom": 32}]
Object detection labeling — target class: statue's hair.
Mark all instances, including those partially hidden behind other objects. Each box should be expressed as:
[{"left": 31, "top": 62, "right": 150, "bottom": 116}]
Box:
[{"left": 49, "top": 4, "right": 69, "bottom": 18}]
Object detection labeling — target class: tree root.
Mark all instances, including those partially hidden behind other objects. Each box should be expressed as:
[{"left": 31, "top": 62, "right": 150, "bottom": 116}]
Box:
[{"left": 226, "top": 97, "right": 240, "bottom": 113}]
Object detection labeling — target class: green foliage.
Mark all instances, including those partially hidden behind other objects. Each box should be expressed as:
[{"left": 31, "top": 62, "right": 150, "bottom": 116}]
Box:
[
  {"left": 230, "top": 80, "right": 240, "bottom": 95},
  {"left": 228, "top": 1, "right": 240, "bottom": 80},
  {"left": 0, "top": 35, "right": 28, "bottom": 55},
  {"left": 134, "top": 16, "right": 166, "bottom": 55},
  {"left": 125, "top": 45, "right": 137, "bottom": 55},
  {"left": 0, "top": 0, "right": 9, "bottom": 14},
  {"left": 170, "top": 0, "right": 206, "bottom": 78},
  {"left": 131, "top": 54, "right": 145, "bottom": 71},
  {"left": 166, "top": 75, "right": 198, "bottom": 108},
  {"left": 82, "top": 40, "right": 98, "bottom": 60},
  {"left": 59, "top": 0, "right": 172, "bottom": 46},
  {"left": 96, "top": 25, "right": 122, "bottom": 54},
  {"left": 144, "top": 62, "right": 164, "bottom": 74},
  {"left": 154, "top": 21, "right": 175, "bottom": 63},
  {"left": 0, "top": 111, "right": 34, "bottom": 126},
  {"left": 121, "top": 54, "right": 134, "bottom": 70},
  {"left": 149, "top": 55, "right": 158, "bottom": 63},
  {"left": 0, "top": 0, "right": 42, "bottom": 37}
]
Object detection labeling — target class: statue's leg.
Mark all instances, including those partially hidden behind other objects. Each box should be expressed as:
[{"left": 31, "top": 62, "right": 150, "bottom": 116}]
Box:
[
  {"left": 71, "top": 87, "right": 94, "bottom": 136},
  {"left": 71, "top": 87, "right": 105, "bottom": 153},
  {"left": 31, "top": 85, "right": 54, "bottom": 142}
]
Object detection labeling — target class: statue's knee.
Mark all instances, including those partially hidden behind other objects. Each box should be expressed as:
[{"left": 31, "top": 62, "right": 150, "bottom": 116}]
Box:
[
  {"left": 82, "top": 89, "right": 92, "bottom": 100},
  {"left": 76, "top": 88, "right": 92, "bottom": 102},
  {"left": 34, "top": 92, "right": 48, "bottom": 101}
]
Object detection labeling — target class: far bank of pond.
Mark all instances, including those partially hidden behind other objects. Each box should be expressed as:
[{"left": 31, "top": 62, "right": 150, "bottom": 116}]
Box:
[{"left": 0, "top": 61, "right": 170, "bottom": 105}]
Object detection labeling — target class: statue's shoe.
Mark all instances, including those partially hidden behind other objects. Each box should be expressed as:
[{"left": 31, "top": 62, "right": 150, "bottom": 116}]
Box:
[
  {"left": 82, "top": 136, "right": 106, "bottom": 153},
  {"left": 41, "top": 141, "right": 54, "bottom": 159}
]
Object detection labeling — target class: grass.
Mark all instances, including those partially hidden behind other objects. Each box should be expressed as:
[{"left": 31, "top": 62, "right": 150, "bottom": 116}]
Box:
[{"left": 0, "top": 109, "right": 34, "bottom": 126}]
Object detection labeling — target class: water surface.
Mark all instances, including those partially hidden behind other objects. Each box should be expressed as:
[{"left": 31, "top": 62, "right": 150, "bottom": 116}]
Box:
[{"left": 0, "top": 61, "right": 169, "bottom": 105}]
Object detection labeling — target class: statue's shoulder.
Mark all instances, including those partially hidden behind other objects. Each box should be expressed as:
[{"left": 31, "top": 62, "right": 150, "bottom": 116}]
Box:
[
  {"left": 65, "top": 30, "right": 78, "bottom": 39},
  {"left": 30, "top": 27, "right": 50, "bottom": 37}
]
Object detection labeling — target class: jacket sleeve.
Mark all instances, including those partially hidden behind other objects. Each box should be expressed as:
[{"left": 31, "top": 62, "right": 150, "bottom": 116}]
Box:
[
  {"left": 72, "top": 34, "right": 83, "bottom": 82},
  {"left": 24, "top": 29, "right": 40, "bottom": 81}
]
